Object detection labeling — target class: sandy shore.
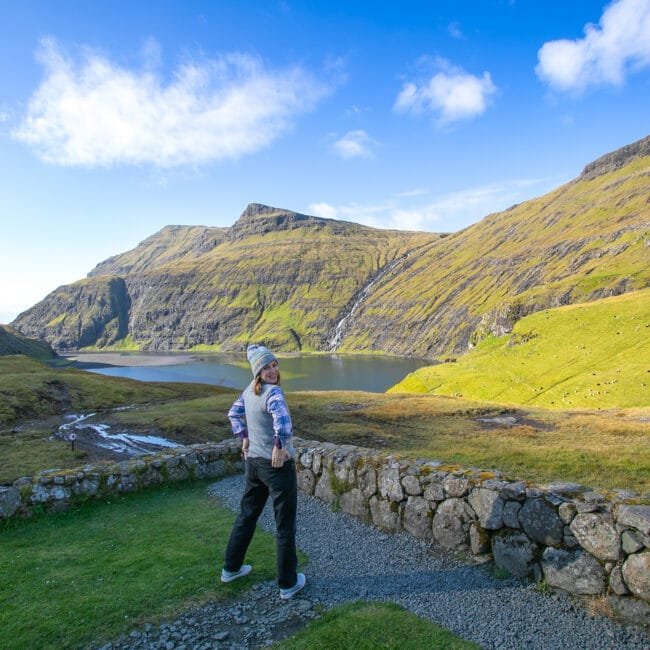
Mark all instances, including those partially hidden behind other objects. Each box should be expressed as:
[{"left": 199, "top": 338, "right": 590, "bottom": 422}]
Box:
[{"left": 63, "top": 352, "right": 197, "bottom": 367}]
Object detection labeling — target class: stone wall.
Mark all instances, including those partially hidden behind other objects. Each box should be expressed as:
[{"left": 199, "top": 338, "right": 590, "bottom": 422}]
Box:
[
  {"left": 0, "top": 440, "right": 243, "bottom": 519},
  {"left": 293, "top": 438, "right": 650, "bottom": 625},
  {"left": 1, "top": 436, "right": 648, "bottom": 624}
]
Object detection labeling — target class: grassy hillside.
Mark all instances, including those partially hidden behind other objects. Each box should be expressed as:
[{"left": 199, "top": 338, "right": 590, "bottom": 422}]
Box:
[
  {"left": 390, "top": 289, "right": 650, "bottom": 409},
  {"left": 0, "top": 325, "right": 56, "bottom": 360},
  {"left": 342, "top": 142, "right": 650, "bottom": 358},
  {"left": 1, "top": 355, "right": 647, "bottom": 493},
  {"left": 0, "top": 356, "right": 224, "bottom": 427}
]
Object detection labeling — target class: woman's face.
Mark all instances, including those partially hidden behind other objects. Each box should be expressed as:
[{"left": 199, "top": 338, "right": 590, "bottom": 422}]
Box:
[{"left": 260, "top": 360, "right": 279, "bottom": 384}]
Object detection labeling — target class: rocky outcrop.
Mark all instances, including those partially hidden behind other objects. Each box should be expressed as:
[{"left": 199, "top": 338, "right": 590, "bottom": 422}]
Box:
[
  {"left": 12, "top": 276, "right": 131, "bottom": 350},
  {"left": 580, "top": 135, "right": 650, "bottom": 180}
]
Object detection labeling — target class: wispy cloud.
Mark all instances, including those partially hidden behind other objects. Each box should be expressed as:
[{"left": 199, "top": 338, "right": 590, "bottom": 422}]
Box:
[
  {"left": 13, "top": 38, "right": 330, "bottom": 167},
  {"left": 536, "top": 0, "right": 650, "bottom": 91},
  {"left": 448, "top": 22, "right": 464, "bottom": 39},
  {"left": 332, "top": 130, "right": 378, "bottom": 159},
  {"left": 309, "top": 177, "right": 556, "bottom": 232},
  {"left": 393, "top": 188, "right": 430, "bottom": 198},
  {"left": 394, "top": 58, "right": 497, "bottom": 125}
]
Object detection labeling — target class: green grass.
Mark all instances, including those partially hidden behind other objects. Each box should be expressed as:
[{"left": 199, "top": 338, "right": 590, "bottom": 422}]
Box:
[
  {"left": 0, "top": 481, "right": 282, "bottom": 649},
  {"left": 0, "top": 426, "right": 90, "bottom": 484},
  {"left": 390, "top": 289, "right": 650, "bottom": 409},
  {"left": 2, "top": 353, "right": 648, "bottom": 496},
  {"left": 0, "top": 355, "right": 226, "bottom": 427},
  {"left": 0, "top": 325, "right": 55, "bottom": 360},
  {"left": 275, "top": 601, "right": 479, "bottom": 649}
]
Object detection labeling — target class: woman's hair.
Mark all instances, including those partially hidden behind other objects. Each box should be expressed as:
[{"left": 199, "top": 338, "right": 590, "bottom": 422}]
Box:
[{"left": 254, "top": 371, "right": 281, "bottom": 395}]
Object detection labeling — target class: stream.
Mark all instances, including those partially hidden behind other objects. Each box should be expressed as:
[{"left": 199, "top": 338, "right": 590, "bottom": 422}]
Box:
[{"left": 57, "top": 413, "right": 181, "bottom": 458}]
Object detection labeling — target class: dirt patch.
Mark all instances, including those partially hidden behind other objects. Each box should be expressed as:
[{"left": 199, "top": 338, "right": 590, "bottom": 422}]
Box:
[{"left": 476, "top": 411, "right": 555, "bottom": 431}]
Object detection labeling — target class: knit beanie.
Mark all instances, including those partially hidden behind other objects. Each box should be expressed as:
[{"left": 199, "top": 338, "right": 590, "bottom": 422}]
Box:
[{"left": 246, "top": 344, "right": 278, "bottom": 378}]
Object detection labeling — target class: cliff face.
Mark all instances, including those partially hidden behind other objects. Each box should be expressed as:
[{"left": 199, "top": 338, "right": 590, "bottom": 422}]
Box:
[
  {"left": 14, "top": 276, "right": 131, "bottom": 350},
  {"left": 11, "top": 136, "right": 650, "bottom": 358}
]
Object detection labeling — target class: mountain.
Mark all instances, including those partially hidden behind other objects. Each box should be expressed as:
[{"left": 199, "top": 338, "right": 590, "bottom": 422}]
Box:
[
  {"left": 0, "top": 325, "right": 57, "bottom": 360},
  {"left": 11, "top": 136, "right": 650, "bottom": 358},
  {"left": 335, "top": 135, "right": 650, "bottom": 358},
  {"left": 13, "top": 204, "right": 438, "bottom": 352},
  {"left": 389, "top": 288, "right": 650, "bottom": 409}
]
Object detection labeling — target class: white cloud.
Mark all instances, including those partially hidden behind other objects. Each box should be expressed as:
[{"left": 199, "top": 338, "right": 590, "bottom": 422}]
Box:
[
  {"left": 332, "top": 130, "right": 378, "bottom": 159},
  {"left": 308, "top": 202, "right": 339, "bottom": 220},
  {"left": 536, "top": 0, "right": 650, "bottom": 91},
  {"left": 394, "top": 59, "right": 497, "bottom": 124},
  {"left": 308, "top": 177, "right": 557, "bottom": 232},
  {"left": 448, "top": 22, "right": 464, "bottom": 39},
  {"left": 13, "top": 38, "right": 329, "bottom": 167}
]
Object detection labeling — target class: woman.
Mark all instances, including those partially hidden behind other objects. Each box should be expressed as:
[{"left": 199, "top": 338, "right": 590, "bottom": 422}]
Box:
[{"left": 221, "top": 344, "right": 306, "bottom": 600}]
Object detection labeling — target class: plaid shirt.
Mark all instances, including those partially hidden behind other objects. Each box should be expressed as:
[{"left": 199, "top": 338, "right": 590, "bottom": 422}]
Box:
[{"left": 228, "top": 385, "right": 293, "bottom": 449}]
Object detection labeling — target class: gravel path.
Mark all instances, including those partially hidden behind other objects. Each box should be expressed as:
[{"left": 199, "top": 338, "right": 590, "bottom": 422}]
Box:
[{"left": 100, "top": 475, "right": 649, "bottom": 650}]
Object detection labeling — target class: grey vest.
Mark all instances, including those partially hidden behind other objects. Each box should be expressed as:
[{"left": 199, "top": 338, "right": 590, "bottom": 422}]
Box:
[{"left": 243, "top": 383, "right": 294, "bottom": 460}]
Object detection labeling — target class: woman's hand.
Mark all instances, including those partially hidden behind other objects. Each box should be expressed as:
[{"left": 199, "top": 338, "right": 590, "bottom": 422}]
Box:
[
  {"left": 241, "top": 438, "right": 250, "bottom": 460},
  {"left": 271, "top": 446, "right": 290, "bottom": 468}
]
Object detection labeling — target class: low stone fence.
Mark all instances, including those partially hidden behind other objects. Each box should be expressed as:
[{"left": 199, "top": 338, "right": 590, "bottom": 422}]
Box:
[
  {"left": 0, "top": 440, "right": 243, "bottom": 519},
  {"left": 293, "top": 438, "right": 650, "bottom": 625},
  {"left": 1, "top": 436, "right": 648, "bottom": 624}
]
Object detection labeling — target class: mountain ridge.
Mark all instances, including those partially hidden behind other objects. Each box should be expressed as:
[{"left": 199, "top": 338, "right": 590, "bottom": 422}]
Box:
[{"left": 11, "top": 135, "right": 650, "bottom": 359}]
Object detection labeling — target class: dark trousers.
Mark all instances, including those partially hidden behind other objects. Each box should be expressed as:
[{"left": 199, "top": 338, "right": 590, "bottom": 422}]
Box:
[{"left": 224, "top": 457, "right": 298, "bottom": 589}]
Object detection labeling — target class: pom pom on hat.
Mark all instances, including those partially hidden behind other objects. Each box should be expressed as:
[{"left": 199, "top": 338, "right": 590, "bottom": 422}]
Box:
[{"left": 246, "top": 344, "right": 278, "bottom": 378}]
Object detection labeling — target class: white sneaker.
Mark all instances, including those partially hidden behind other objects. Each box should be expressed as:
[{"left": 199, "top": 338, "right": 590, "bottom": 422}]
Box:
[
  {"left": 279, "top": 573, "right": 306, "bottom": 600},
  {"left": 220, "top": 564, "right": 252, "bottom": 583}
]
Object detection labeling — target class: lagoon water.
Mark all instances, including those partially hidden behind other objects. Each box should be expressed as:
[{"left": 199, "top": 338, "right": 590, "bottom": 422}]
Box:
[{"left": 83, "top": 353, "right": 429, "bottom": 393}]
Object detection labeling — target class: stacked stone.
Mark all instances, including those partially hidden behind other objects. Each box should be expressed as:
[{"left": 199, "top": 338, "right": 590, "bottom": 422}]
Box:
[
  {"left": 294, "top": 437, "right": 650, "bottom": 623},
  {"left": 0, "top": 440, "right": 243, "bottom": 520}
]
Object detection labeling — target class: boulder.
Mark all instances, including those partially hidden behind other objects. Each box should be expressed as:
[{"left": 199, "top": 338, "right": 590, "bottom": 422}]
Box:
[
  {"left": 609, "top": 566, "right": 629, "bottom": 596},
  {"left": 492, "top": 531, "right": 538, "bottom": 578},
  {"left": 502, "top": 501, "right": 522, "bottom": 529},
  {"left": 608, "top": 595, "right": 650, "bottom": 627},
  {"left": 617, "top": 505, "right": 650, "bottom": 536},
  {"left": 401, "top": 475, "right": 422, "bottom": 496},
  {"left": 378, "top": 464, "right": 404, "bottom": 502},
  {"left": 403, "top": 496, "right": 432, "bottom": 540},
  {"left": 423, "top": 483, "right": 445, "bottom": 502},
  {"left": 443, "top": 476, "right": 470, "bottom": 497},
  {"left": 468, "top": 488, "right": 505, "bottom": 530},
  {"left": 340, "top": 488, "right": 369, "bottom": 520},
  {"left": 369, "top": 496, "right": 402, "bottom": 533},
  {"left": 621, "top": 552, "right": 650, "bottom": 601},
  {"left": 558, "top": 502, "right": 577, "bottom": 524},
  {"left": 470, "top": 522, "right": 491, "bottom": 555},
  {"left": 621, "top": 530, "right": 645, "bottom": 555},
  {"left": 357, "top": 465, "right": 377, "bottom": 498},
  {"left": 570, "top": 513, "right": 620, "bottom": 561},
  {"left": 541, "top": 548, "right": 606, "bottom": 595},
  {"left": 297, "top": 469, "right": 315, "bottom": 495},
  {"left": 500, "top": 481, "right": 527, "bottom": 501},
  {"left": 432, "top": 498, "right": 475, "bottom": 549},
  {"left": 0, "top": 487, "right": 21, "bottom": 518},
  {"left": 314, "top": 468, "right": 336, "bottom": 504},
  {"left": 518, "top": 498, "right": 564, "bottom": 546}
]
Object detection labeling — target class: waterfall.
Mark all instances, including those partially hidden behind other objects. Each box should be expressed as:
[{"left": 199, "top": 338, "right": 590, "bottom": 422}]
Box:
[{"left": 328, "top": 257, "right": 404, "bottom": 351}]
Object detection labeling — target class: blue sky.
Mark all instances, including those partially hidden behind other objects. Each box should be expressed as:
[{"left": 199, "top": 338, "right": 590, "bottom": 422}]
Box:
[{"left": 1, "top": 0, "right": 649, "bottom": 323}]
